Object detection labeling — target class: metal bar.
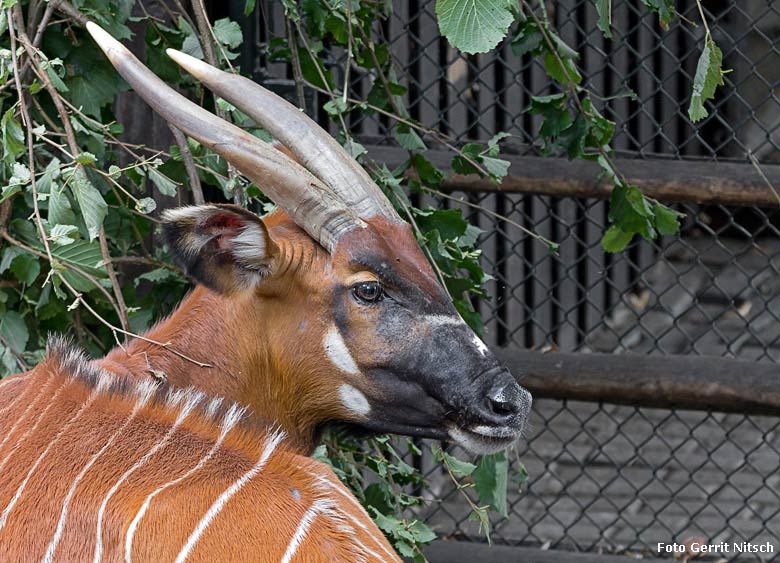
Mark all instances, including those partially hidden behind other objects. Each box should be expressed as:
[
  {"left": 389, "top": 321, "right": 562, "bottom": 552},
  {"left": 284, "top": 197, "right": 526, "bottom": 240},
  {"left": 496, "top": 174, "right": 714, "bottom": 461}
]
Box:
[
  {"left": 496, "top": 348, "right": 780, "bottom": 415},
  {"left": 365, "top": 144, "right": 780, "bottom": 208}
]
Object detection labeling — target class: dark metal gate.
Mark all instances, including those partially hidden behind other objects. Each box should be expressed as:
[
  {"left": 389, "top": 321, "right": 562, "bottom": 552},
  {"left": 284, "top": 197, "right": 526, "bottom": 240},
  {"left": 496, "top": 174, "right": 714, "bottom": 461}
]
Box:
[{"left": 220, "top": 0, "right": 780, "bottom": 559}]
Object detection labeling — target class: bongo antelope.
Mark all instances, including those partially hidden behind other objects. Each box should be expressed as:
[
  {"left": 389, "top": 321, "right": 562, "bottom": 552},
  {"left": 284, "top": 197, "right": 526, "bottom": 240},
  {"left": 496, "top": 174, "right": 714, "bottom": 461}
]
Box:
[
  {"left": 0, "top": 340, "right": 398, "bottom": 562},
  {"left": 74, "top": 23, "right": 532, "bottom": 456},
  {"left": 1, "top": 21, "right": 534, "bottom": 562}
]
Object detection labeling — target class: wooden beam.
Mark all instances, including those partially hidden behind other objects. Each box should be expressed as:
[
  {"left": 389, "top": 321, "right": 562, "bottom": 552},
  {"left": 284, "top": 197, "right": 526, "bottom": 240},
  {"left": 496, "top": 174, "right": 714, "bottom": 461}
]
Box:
[
  {"left": 366, "top": 145, "right": 780, "bottom": 208},
  {"left": 496, "top": 348, "right": 780, "bottom": 415},
  {"left": 422, "top": 540, "right": 668, "bottom": 563}
]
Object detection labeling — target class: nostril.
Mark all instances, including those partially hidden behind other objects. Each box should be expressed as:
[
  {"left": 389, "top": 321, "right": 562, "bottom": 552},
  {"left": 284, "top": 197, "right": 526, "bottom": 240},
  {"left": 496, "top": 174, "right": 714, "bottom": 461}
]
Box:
[{"left": 486, "top": 385, "right": 521, "bottom": 417}]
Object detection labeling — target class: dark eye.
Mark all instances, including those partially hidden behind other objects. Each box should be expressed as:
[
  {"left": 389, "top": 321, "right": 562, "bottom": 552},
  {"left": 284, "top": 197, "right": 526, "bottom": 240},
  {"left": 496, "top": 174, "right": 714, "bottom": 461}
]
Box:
[{"left": 351, "top": 281, "right": 384, "bottom": 304}]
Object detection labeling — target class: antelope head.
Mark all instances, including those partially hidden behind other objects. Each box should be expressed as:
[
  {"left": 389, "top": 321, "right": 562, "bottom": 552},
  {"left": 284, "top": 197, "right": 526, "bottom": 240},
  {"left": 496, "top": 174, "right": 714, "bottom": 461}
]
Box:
[{"left": 88, "top": 23, "right": 531, "bottom": 455}]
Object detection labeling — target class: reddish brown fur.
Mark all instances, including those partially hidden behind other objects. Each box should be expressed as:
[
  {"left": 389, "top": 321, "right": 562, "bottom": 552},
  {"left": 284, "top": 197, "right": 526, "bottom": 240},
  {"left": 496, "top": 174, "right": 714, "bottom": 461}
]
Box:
[
  {"left": 97, "top": 210, "right": 441, "bottom": 452},
  {"left": 0, "top": 349, "right": 399, "bottom": 562}
]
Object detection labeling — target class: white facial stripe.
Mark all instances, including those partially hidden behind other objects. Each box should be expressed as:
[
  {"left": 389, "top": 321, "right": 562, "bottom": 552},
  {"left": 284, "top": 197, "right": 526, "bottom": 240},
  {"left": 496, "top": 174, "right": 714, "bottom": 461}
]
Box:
[
  {"left": 324, "top": 326, "right": 360, "bottom": 375},
  {"left": 424, "top": 314, "right": 467, "bottom": 328},
  {"left": 338, "top": 384, "right": 371, "bottom": 418},
  {"left": 471, "top": 333, "right": 489, "bottom": 356}
]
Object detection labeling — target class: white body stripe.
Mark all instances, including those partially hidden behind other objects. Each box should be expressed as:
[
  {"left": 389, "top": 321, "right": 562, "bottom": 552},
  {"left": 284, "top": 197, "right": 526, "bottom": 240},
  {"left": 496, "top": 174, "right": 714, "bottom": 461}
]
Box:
[
  {"left": 0, "top": 376, "right": 23, "bottom": 392},
  {"left": 174, "top": 430, "right": 285, "bottom": 563},
  {"left": 43, "top": 390, "right": 154, "bottom": 563},
  {"left": 280, "top": 500, "right": 330, "bottom": 563},
  {"left": 93, "top": 397, "right": 200, "bottom": 563},
  {"left": 0, "top": 386, "right": 101, "bottom": 532},
  {"left": 0, "top": 374, "right": 54, "bottom": 460},
  {"left": 0, "top": 378, "right": 67, "bottom": 477},
  {"left": 304, "top": 470, "right": 396, "bottom": 562},
  {"left": 124, "top": 404, "right": 243, "bottom": 563}
]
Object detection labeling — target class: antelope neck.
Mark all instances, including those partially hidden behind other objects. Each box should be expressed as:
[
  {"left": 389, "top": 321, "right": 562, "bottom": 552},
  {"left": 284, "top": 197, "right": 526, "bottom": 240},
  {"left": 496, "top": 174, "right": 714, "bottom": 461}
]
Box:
[{"left": 98, "top": 287, "right": 318, "bottom": 453}]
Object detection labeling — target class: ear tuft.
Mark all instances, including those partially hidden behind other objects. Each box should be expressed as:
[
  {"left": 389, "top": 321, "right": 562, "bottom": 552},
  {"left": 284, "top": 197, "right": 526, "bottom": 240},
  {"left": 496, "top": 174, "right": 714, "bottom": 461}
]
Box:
[{"left": 161, "top": 204, "right": 279, "bottom": 294}]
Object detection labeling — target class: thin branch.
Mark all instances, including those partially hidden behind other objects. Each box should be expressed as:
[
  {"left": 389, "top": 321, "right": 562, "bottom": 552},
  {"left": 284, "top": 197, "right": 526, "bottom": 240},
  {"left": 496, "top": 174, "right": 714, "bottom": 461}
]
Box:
[
  {"left": 694, "top": 0, "right": 712, "bottom": 38},
  {"left": 98, "top": 230, "right": 130, "bottom": 333},
  {"left": 169, "top": 125, "right": 205, "bottom": 204},
  {"left": 285, "top": 19, "right": 306, "bottom": 109},
  {"left": 8, "top": 9, "right": 53, "bottom": 265},
  {"left": 421, "top": 187, "right": 559, "bottom": 251},
  {"left": 189, "top": 0, "right": 241, "bottom": 204},
  {"left": 748, "top": 153, "right": 780, "bottom": 206}
]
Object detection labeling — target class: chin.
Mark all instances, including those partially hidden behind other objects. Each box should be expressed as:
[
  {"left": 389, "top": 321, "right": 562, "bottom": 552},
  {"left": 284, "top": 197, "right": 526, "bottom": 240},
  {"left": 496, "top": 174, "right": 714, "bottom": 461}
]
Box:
[{"left": 447, "top": 425, "right": 521, "bottom": 455}]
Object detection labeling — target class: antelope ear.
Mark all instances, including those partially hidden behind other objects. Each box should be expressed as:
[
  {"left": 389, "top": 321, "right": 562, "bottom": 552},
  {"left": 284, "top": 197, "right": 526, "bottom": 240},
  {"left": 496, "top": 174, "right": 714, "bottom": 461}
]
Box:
[{"left": 161, "top": 204, "right": 280, "bottom": 294}]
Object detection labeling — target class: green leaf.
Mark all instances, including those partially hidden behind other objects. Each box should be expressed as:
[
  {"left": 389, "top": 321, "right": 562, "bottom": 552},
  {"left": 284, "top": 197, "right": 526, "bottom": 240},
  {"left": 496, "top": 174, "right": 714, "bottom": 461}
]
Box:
[
  {"left": 10, "top": 253, "right": 40, "bottom": 285},
  {"left": 435, "top": 0, "right": 515, "bottom": 54},
  {"left": 394, "top": 123, "right": 426, "bottom": 150},
  {"left": 148, "top": 167, "right": 179, "bottom": 197},
  {"left": 323, "top": 98, "right": 349, "bottom": 116},
  {"left": 68, "top": 169, "right": 107, "bottom": 241},
  {"left": 688, "top": 35, "right": 724, "bottom": 122},
  {"left": 411, "top": 154, "right": 443, "bottom": 187},
  {"left": 244, "top": 0, "right": 256, "bottom": 16},
  {"left": 416, "top": 209, "right": 468, "bottom": 241},
  {"left": 0, "top": 247, "right": 20, "bottom": 274},
  {"left": 134, "top": 267, "right": 180, "bottom": 287},
  {"left": 473, "top": 452, "right": 509, "bottom": 518},
  {"left": 601, "top": 224, "right": 634, "bottom": 252},
  {"left": 343, "top": 139, "right": 367, "bottom": 160},
  {"left": 543, "top": 51, "right": 582, "bottom": 85},
  {"left": 594, "top": 0, "right": 612, "bottom": 38},
  {"left": 0, "top": 311, "right": 28, "bottom": 355},
  {"left": 510, "top": 20, "right": 543, "bottom": 57},
  {"left": 49, "top": 224, "right": 80, "bottom": 246},
  {"left": 481, "top": 156, "right": 510, "bottom": 180},
  {"left": 654, "top": 202, "right": 684, "bottom": 235},
  {"left": 75, "top": 152, "right": 97, "bottom": 165},
  {"left": 135, "top": 197, "right": 157, "bottom": 215},
  {"left": 607, "top": 184, "right": 656, "bottom": 244},
  {"left": 63, "top": 43, "right": 128, "bottom": 118},
  {"left": 49, "top": 184, "right": 76, "bottom": 227},
  {"left": 642, "top": 0, "right": 675, "bottom": 29},
  {"left": 1, "top": 108, "right": 25, "bottom": 165},
  {"left": 431, "top": 444, "right": 476, "bottom": 478},
  {"left": 213, "top": 18, "right": 243, "bottom": 49}
]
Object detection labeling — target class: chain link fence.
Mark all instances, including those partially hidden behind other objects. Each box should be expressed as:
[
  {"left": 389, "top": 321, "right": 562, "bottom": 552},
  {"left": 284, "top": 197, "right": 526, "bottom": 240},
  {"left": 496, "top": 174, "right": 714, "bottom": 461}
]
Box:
[{"left": 241, "top": 0, "right": 780, "bottom": 558}]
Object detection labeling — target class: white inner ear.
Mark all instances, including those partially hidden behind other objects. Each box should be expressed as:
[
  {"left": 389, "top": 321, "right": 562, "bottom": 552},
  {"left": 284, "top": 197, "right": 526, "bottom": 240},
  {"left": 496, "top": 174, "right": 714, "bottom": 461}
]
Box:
[
  {"left": 231, "top": 224, "right": 268, "bottom": 269},
  {"left": 323, "top": 326, "right": 360, "bottom": 375}
]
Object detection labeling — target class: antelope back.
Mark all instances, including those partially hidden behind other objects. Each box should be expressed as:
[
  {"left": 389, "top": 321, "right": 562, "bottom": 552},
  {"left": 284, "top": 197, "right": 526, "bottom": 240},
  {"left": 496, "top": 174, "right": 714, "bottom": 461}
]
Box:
[{"left": 0, "top": 340, "right": 398, "bottom": 562}]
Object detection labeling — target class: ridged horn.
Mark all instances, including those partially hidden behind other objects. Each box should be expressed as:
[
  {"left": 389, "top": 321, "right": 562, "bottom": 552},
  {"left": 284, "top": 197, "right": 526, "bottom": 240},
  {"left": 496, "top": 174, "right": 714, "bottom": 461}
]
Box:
[
  {"left": 86, "top": 22, "right": 364, "bottom": 252},
  {"left": 165, "top": 48, "right": 401, "bottom": 223}
]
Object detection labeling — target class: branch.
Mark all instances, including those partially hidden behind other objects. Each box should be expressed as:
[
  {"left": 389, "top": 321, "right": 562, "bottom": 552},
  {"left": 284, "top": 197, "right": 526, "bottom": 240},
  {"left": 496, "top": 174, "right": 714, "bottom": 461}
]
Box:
[
  {"left": 190, "top": 0, "right": 242, "bottom": 204},
  {"left": 169, "top": 125, "right": 205, "bottom": 204}
]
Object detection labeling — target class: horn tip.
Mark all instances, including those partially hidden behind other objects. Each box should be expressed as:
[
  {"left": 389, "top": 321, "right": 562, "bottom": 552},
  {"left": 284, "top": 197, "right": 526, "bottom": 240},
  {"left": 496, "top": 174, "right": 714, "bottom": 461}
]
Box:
[
  {"left": 86, "top": 21, "right": 128, "bottom": 58},
  {"left": 166, "top": 49, "right": 207, "bottom": 75}
]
